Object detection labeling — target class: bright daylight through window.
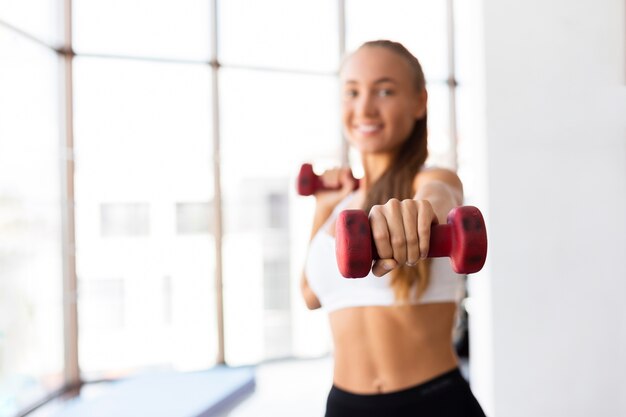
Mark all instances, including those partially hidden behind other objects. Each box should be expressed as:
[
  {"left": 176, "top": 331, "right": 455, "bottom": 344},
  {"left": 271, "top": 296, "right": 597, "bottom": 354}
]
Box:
[{"left": 0, "top": 1, "right": 455, "bottom": 415}]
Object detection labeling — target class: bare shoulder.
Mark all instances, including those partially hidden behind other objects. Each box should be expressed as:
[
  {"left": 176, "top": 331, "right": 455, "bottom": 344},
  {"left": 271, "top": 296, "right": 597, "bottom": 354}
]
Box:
[{"left": 413, "top": 167, "right": 463, "bottom": 194}]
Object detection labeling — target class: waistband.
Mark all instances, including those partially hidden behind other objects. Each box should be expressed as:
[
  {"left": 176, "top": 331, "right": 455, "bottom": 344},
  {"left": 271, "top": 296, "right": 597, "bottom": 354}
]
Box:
[{"left": 329, "top": 368, "right": 466, "bottom": 408}]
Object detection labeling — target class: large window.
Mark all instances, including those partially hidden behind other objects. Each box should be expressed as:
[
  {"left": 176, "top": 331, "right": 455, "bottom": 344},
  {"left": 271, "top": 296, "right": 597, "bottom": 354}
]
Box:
[
  {"left": 220, "top": 68, "right": 341, "bottom": 364},
  {"left": 0, "top": 25, "right": 64, "bottom": 415},
  {"left": 73, "top": 57, "right": 217, "bottom": 378},
  {"left": 0, "top": 0, "right": 457, "bottom": 414},
  {"left": 73, "top": 0, "right": 211, "bottom": 60},
  {"left": 218, "top": 0, "right": 339, "bottom": 72}
]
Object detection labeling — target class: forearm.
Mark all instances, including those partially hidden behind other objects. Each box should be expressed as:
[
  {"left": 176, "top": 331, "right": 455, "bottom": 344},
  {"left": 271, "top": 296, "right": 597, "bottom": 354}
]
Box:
[
  {"left": 303, "top": 205, "right": 329, "bottom": 310},
  {"left": 309, "top": 204, "right": 334, "bottom": 240}
]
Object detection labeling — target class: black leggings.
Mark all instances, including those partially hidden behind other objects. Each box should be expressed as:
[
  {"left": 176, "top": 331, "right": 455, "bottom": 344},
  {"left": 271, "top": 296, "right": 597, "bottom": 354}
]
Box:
[{"left": 325, "top": 368, "right": 486, "bottom": 417}]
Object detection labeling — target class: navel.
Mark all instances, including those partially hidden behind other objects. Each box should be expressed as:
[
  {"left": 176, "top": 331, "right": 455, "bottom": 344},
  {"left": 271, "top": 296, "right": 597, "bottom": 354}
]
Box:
[{"left": 372, "top": 378, "right": 385, "bottom": 393}]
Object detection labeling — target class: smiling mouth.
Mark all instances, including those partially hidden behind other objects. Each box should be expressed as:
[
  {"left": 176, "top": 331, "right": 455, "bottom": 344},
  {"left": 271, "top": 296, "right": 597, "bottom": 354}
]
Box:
[{"left": 355, "top": 124, "right": 383, "bottom": 134}]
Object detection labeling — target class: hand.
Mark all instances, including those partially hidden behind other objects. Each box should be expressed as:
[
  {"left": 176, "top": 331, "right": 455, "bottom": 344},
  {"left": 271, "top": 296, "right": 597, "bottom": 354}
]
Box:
[
  {"left": 368, "top": 198, "right": 438, "bottom": 277},
  {"left": 314, "top": 167, "right": 356, "bottom": 211}
]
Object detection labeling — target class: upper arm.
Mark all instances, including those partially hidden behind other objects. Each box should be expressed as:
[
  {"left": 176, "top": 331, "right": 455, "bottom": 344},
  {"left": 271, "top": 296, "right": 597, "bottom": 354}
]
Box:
[
  {"left": 413, "top": 168, "right": 463, "bottom": 203},
  {"left": 413, "top": 168, "right": 464, "bottom": 222},
  {"left": 302, "top": 205, "right": 334, "bottom": 311}
]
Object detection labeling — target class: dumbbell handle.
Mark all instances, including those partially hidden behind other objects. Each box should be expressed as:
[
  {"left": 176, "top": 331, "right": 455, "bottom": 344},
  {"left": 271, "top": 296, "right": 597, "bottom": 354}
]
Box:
[
  {"left": 297, "top": 163, "right": 359, "bottom": 196},
  {"left": 335, "top": 206, "right": 487, "bottom": 278},
  {"left": 424, "top": 224, "right": 452, "bottom": 258}
]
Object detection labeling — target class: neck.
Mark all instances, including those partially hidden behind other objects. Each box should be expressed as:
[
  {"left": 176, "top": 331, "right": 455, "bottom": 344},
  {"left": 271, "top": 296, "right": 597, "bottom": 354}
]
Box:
[{"left": 360, "top": 152, "right": 395, "bottom": 191}]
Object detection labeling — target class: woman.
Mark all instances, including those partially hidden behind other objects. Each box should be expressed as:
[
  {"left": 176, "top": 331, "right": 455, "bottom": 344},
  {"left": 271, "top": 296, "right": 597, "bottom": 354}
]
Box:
[{"left": 301, "top": 40, "right": 486, "bottom": 417}]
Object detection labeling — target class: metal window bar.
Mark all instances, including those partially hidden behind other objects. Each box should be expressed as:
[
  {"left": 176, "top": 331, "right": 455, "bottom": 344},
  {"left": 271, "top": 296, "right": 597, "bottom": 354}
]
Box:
[
  {"left": 210, "top": 0, "right": 226, "bottom": 366},
  {"left": 60, "top": 0, "right": 80, "bottom": 389},
  {"left": 447, "top": 0, "right": 459, "bottom": 171}
]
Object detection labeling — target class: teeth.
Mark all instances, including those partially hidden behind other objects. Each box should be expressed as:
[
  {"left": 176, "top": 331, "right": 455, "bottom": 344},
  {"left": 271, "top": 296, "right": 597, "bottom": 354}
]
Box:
[{"left": 357, "top": 124, "right": 380, "bottom": 132}]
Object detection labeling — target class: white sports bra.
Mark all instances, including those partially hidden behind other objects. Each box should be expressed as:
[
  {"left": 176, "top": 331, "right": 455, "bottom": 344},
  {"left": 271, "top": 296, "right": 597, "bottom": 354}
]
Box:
[{"left": 305, "top": 193, "right": 465, "bottom": 313}]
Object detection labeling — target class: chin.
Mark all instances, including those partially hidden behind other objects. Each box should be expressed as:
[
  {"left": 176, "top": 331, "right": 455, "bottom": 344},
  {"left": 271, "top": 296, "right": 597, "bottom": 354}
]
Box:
[
  {"left": 350, "top": 139, "right": 397, "bottom": 155},
  {"left": 348, "top": 136, "right": 384, "bottom": 152}
]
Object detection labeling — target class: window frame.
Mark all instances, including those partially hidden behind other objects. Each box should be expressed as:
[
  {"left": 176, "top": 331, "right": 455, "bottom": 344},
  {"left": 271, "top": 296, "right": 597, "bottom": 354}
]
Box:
[{"left": 0, "top": 0, "right": 458, "bottom": 413}]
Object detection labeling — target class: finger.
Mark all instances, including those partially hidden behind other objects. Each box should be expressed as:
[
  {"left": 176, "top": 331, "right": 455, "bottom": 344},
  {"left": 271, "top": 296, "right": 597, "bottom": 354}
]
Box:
[
  {"left": 401, "top": 199, "right": 420, "bottom": 266},
  {"left": 369, "top": 205, "right": 393, "bottom": 261},
  {"left": 417, "top": 200, "right": 436, "bottom": 259},
  {"left": 372, "top": 258, "right": 398, "bottom": 277},
  {"left": 384, "top": 198, "right": 407, "bottom": 266}
]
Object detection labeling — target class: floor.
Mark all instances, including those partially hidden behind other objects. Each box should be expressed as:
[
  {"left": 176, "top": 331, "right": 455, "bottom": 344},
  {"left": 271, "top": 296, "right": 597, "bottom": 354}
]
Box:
[
  {"left": 214, "top": 356, "right": 334, "bottom": 417},
  {"left": 28, "top": 355, "right": 470, "bottom": 417},
  {"left": 215, "top": 355, "right": 470, "bottom": 417}
]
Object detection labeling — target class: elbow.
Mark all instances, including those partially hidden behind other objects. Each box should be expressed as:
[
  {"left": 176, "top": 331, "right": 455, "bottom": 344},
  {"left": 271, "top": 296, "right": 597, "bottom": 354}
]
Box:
[
  {"left": 301, "top": 288, "right": 322, "bottom": 310},
  {"left": 300, "top": 278, "right": 322, "bottom": 310},
  {"left": 304, "top": 297, "right": 322, "bottom": 310}
]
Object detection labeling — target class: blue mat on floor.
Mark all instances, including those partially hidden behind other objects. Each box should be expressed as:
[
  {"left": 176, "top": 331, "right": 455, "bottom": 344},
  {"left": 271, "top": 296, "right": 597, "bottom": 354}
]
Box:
[{"left": 54, "top": 366, "right": 255, "bottom": 417}]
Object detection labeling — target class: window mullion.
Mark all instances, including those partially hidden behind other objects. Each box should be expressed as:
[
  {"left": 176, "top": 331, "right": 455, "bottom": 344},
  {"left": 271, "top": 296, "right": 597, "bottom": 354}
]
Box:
[
  {"left": 210, "top": 0, "right": 226, "bottom": 365},
  {"left": 61, "top": 0, "right": 80, "bottom": 388},
  {"left": 338, "top": 0, "right": 348, "bottom": 165},
  {"left": 447, "top": 0, "right": 459, "bottom": 171}
]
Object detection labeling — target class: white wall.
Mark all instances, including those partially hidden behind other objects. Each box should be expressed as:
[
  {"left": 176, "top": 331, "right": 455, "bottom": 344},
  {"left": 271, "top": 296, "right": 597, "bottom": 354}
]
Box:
[{"left": 457, "top": 0, "right": 626, "bottom": 416}]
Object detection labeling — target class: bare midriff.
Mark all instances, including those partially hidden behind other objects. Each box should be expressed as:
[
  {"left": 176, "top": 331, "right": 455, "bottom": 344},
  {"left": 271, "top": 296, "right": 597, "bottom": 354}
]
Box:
[{"left": 329, "top": 302, "right": 458, "bottom": 394}]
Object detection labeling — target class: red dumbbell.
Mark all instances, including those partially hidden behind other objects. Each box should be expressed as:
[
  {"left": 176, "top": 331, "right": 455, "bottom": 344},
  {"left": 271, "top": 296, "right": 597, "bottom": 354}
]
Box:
[
  {"left": 297, "top": 163, "right": 359, "bottom": 196},
  {"left": 335, "top": 206, "right": 487, "bottom": 278}
]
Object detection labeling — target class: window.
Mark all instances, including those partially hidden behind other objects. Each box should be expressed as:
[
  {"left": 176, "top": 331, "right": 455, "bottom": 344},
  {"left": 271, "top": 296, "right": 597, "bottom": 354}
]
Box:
[
  {"left": 345, "top": 0, "right": 448, "bottom": 80},
  {"left": 0, "top": 1, "right": 457, "bottom": 413},
  {"left": 74, "top": 56, "right": 217, "bottom": 379},
  {"left": 264, "top": 259, "right": 291, "bottom": 310},
  {"left": 79, "top": 279, "right": 125, "bottom": 329},
  {"left": 176, "top": 202, "right": 213, "bottom": 235},
  {"left": 0, "top": 0, "right": 62, "bottom": 47},
  {"left": 220, "top": 68, "right": 340, "bottom": 365},
  {"left": 73, "top": 0, "right": 211, "bottom": 60},
  {"left": 267, "top": 193, "right": 289, "bottom": 229},
  {"left": 0, "top": 25, "right": 65, "bottom": 415},
  {"left": 218, "top": 0, "right": 338, "bottom": 72},
  {"left": 100, "top": 203, "right": 150, "bottom": 237}
]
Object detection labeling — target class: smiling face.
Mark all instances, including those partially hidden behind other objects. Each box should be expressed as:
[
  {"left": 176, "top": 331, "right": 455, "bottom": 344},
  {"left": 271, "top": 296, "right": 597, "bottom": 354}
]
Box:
[{"left": 340, "top": 46, "right": 427, "bottom": 155}]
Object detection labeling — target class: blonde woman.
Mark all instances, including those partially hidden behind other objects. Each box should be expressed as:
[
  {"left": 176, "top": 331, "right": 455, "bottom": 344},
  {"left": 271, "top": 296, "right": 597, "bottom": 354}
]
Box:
[{"left": 301, "top": 40, "right": 486, "bottom": 416}]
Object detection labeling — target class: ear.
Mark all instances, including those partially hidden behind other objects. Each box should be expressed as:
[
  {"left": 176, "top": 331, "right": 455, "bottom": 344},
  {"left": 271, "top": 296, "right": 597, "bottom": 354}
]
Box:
[{"left": 414, "top": 89, "right": 428, "bottom": 119}]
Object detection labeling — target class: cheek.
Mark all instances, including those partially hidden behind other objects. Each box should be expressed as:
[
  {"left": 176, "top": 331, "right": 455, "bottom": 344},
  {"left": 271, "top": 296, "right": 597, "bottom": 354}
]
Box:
[
  {"left": 388, "top": 108, "right": 416, "bottom": 140},
  {"left": 341, "top": 104, "right": 352, "bottom": 126},
  {"left": 342, "top": 108, "right": 360, "bottom": 143},
  {"left": 341, "top": 107, "right": 354, "bottom": 140}
]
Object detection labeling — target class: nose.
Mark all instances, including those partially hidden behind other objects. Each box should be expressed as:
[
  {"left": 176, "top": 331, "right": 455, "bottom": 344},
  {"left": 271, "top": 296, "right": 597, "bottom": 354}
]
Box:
[{"left": 355, "top": 92, "right": 378, "bottom": 118}]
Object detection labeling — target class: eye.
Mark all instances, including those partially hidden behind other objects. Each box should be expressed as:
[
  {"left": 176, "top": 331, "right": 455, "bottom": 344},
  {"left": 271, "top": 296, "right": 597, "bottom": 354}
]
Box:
[
  {"left": 344, "top": 89, "right": 358, "bottom": 99},
  {"left": 377, "top": 89, "right": 394, "bottom": 97}
]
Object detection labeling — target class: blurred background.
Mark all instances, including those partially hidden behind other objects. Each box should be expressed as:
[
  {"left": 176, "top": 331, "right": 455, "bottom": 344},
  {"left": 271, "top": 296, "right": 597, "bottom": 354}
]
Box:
[{"left": 0, "top": 1, "right": 625, "bottom": 417}]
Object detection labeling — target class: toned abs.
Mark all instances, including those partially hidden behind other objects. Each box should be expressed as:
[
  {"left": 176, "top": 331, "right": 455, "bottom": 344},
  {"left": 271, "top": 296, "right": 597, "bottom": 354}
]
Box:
[{"left": 329, "top": 303, "right": 458, "bottom": 394}]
